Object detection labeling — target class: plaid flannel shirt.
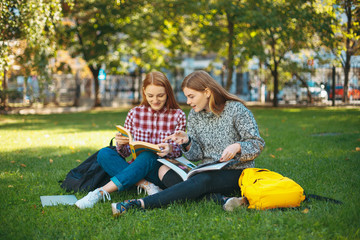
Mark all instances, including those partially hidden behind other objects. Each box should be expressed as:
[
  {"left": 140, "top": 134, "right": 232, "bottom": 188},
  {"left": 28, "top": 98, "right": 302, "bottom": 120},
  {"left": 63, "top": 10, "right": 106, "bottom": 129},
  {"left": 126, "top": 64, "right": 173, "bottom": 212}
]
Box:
[{"left": 117, "top": 105, "right": 186, "bottom": 159}]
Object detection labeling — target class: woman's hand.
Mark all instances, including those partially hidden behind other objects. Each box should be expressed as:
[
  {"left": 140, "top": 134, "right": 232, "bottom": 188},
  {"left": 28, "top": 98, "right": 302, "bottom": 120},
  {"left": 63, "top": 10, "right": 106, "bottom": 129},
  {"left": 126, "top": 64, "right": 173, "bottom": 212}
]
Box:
[
  {"left": 157, "top": 143, "right": 172, "bottom": 157},
  {"left": 115, "top": 132, "right": 129, "bottom": 146},
  {"left": 220, "top": 143, "right": 241, "bottom": 162},
  {"left": 162, "top": 131, "right": 189, "bottom": 145}
]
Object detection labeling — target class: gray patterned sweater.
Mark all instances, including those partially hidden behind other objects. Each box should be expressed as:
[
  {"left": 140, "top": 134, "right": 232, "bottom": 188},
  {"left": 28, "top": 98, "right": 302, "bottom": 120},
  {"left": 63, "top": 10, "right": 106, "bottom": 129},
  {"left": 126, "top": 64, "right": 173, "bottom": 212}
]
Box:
[{"left": 183, "top": 101, "right": 265, "bottom": 169}]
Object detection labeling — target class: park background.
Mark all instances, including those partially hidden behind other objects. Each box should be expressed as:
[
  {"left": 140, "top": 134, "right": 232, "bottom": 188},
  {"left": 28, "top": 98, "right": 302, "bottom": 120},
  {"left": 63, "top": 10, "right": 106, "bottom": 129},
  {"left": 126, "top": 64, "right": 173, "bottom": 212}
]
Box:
[
  {"left": 1, "top": 0, "right": 359, "bottom": 111},
  {"left": 1, "top": 0, "right": 360, "bottom": 239}
]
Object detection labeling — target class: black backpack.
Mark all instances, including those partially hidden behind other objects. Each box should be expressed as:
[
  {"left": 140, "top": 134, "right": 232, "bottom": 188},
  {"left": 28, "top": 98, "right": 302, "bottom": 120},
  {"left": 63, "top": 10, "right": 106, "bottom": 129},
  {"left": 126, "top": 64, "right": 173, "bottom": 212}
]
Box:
[{"left": 60, "top": 139, "right": 116, "bottom": 192}]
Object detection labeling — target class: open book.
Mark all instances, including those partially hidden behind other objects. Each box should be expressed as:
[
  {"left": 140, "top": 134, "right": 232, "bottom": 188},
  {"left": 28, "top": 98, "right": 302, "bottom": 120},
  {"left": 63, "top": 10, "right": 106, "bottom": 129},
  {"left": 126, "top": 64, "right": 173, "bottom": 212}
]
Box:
[
  {"left": 116, "top": 125, "right": 161, "bottom": 159},
  {"left": 157, "top": 156, "right": 232, "bottom": 181}
]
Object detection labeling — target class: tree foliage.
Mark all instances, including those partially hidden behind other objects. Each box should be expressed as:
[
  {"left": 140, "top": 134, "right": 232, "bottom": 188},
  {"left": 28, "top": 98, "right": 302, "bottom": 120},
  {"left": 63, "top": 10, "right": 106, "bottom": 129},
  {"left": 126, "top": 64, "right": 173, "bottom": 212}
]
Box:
[
  {"left": 332, "top": 0, "right": 359, "bottom": 103},
  {"left": 0, "top": 0, "right": 63, "bottom": 108},
  {"left": 243, "top": 0, "right": 334, "bottom": 106}
]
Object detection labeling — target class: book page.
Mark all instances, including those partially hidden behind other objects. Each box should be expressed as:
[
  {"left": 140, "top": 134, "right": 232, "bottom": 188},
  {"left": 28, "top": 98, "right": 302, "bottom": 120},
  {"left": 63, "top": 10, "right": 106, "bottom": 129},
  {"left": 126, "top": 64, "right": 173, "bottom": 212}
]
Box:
[
  {"left": 187, "top": 161, "right": 231, "bottom": 179},
  {"left": 158, "top": 158, "right": 231, "bottom": 180},
  {"left": 158, "top": 157, "right": 195, "bottom": 181},
  {"left": 131, "top": 141, "right": 161, "bottom": 159}
]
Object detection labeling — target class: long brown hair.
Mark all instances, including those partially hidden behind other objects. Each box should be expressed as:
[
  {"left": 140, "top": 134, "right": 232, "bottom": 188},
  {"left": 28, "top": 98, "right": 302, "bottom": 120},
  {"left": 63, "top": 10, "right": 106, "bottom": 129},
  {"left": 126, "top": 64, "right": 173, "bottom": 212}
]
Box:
[
  {"left": 182, "top": 70, "right": 246, "bottom": 115},
  {"left": 141, "top": 71, "right": 181, "bottom": 110}
]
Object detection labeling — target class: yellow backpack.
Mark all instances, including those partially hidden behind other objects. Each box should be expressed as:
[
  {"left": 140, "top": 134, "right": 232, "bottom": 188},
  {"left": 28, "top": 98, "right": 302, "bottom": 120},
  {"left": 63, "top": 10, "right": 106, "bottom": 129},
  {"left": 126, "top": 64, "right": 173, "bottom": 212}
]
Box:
[{"left": 239, "top": 168, "right": 306, "bottom": 210}]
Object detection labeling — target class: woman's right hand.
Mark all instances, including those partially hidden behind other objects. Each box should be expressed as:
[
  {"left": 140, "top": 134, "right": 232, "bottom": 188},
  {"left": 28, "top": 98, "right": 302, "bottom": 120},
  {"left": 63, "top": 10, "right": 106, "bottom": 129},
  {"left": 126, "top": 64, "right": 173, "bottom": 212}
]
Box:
[
  {"left": 115, "top": 132, "right": 129, "bottom": 146},
  {"left": 163, "top": 131, "right": 189, "bottom": 145}
]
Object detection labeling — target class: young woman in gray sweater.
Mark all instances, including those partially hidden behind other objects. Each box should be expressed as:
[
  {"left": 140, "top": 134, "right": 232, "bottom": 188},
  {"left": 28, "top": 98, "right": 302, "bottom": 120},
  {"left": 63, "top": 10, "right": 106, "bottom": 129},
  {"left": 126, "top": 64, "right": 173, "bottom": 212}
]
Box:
[{"left": 111, "top": 70, "right": 265, "bottom": 216}]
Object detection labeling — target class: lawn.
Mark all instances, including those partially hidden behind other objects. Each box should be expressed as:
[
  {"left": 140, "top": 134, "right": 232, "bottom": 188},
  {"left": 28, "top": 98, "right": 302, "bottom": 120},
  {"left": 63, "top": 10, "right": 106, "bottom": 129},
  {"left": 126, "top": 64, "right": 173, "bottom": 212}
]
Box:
[{"left": 0, "top": 106, "right": 359, "bottom": 239}]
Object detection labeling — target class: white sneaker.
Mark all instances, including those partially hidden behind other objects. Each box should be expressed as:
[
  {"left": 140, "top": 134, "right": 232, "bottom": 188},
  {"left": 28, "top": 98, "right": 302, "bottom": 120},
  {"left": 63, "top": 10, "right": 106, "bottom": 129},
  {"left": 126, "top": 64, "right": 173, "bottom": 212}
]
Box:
[
  {"left": 137, "top": 181, "right": 162, "bottom": 196},
  {"left": 75, "top": 188, "right": 111, "bottom": 209},
  {"left": 223, "top": 197, "right": 247, "bottom": 212}
]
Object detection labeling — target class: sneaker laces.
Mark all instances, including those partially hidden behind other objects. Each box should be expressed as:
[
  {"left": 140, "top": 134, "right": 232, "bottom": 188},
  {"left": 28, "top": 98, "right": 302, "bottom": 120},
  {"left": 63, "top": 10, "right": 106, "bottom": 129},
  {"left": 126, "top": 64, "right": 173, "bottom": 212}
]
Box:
[
  {"left": 137, "top": 181, "right": 151, "bottom": 195},
  {"left": 99, "top": 187, "right": 111, "bottom": 202},
  {"left": 137, "top": 185, "right": 143, "bottom": 195}
]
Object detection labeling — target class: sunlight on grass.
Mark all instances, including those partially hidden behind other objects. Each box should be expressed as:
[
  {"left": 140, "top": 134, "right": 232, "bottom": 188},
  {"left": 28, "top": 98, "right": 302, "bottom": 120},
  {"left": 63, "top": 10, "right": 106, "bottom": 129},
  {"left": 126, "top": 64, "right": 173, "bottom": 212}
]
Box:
[
  {"left": 281, "top": 108, "right": 302, "bottom": 112},
  {"left": 0, "top": 107, "right": 359, "bottom": 239}
]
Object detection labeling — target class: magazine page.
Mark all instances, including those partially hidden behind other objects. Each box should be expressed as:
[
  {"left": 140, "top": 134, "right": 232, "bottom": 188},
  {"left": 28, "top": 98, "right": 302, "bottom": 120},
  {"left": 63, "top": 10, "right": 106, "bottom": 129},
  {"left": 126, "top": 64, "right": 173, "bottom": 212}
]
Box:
[
  {"left": 158, "top": 157, "right": 196, "bottom": 181},
  {"left": 187, "top": 161, "right": 231, "bottom": 179},
  {"left": 158, "top": 157, "right": 232, "bottom": 180}
]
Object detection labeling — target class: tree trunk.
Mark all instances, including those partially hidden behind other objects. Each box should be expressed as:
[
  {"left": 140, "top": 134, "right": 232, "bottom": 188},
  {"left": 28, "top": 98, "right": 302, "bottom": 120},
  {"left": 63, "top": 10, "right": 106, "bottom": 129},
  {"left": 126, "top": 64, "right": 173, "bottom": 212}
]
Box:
[
  {"left": 343, "top": 55, "right": 351, "bottom": 103},
  {"left": 342, "top": 0, "right": 353, "bottom": 103},
  {"left": 270, "top": 38, "right": 279, "bottom": 107},
  {"left": 225, "top": 13, "right": 234, "bottom": 91},
  {"left": 89, "top": 66, "right": 101, "bottom": 107},
  {"left": 293, "top": 73, "right": 312, "bottom": 104},
  {"left": 73, "top": 71, "right": 81, "bottom": 107},
  {"left": 272, "top": 66, "right": 279, "bottom": 107},
  {"left": 1, "top": 69, "right": 8, "bottom": 109}
]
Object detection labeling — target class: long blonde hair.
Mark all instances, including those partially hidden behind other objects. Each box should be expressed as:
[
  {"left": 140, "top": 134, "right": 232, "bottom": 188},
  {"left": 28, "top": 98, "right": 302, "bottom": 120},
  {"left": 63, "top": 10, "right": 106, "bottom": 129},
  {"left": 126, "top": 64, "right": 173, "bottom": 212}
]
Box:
[
  {"left": 141, "top": 71, "right": 181, "bottom": 110},
  {"left": 182, "top": 70, "right": 245, "bottom": 115}
]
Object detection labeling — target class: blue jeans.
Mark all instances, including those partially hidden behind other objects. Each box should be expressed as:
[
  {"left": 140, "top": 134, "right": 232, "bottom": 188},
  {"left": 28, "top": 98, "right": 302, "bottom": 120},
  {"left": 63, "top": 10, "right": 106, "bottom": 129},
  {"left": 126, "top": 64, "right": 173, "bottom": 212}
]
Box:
[{"left": 97, "top": 147, "right": 165, "bottom": 191}]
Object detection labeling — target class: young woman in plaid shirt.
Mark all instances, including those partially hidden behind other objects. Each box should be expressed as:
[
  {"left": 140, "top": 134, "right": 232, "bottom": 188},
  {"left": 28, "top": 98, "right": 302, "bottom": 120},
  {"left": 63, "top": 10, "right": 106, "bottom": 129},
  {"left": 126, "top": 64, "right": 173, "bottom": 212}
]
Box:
[
  {"left": 112, "top": 70, "right": 265, "bottom": 216},
  {"left": 75, "top": 71, "right": 186, "bottom": 209}
]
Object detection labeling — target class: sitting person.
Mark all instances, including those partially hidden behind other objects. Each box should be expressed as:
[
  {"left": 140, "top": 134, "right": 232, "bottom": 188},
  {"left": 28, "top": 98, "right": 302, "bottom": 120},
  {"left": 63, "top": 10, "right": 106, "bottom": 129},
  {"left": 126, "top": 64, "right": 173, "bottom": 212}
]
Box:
[
  {"left": 75, "top": 71, "right": 186, "bottom": 209},
  {"left": 111, "top": 70, "right": 265, "bottom": 216}
]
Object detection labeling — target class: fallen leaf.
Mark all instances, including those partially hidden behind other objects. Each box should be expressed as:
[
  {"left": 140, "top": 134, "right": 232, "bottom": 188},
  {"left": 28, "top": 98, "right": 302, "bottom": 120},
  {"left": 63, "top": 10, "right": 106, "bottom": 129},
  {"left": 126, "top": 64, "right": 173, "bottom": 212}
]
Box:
[
  {"left": 88, "top": 153, "right": 91, "bottom": 156},
  {"left": 8, "top": 185, "right": 14, "bottom": 188},
  {"left": 11, "top": 161, "right": 15, "bottom": 164},
  {"left": 356, "top": 147, "right": 360, "bottom": 152},
  {"left": 20, "top": 164, "right": 26, "bottom": 167},
  {"left": 276, "top": 148, "right": 283, "bottom": 151},
  {"left": 281, "top": 119, "right": 286, "bottom": 122},
  {"left": 49, "top": 159, "right": 53, "bottom": 164},
  {"left": 270, "top": 154, "right": 276, "bottom": 158},
  {"left": 302, "top": 208, "right": 309, "bottom": 214},
  {"left": 76, "top": 159, "right": 81, "bottom": 163}
]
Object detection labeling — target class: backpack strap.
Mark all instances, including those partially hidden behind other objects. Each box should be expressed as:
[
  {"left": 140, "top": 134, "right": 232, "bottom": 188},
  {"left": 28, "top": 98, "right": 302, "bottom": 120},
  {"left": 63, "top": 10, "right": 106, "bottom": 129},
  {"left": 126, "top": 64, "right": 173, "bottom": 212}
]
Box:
[
  {"left": 109, "top": 137, "right": 115, "bottom": 147},
  {"left": 305, "top": 193, "right": 343, "bottom": 204}
]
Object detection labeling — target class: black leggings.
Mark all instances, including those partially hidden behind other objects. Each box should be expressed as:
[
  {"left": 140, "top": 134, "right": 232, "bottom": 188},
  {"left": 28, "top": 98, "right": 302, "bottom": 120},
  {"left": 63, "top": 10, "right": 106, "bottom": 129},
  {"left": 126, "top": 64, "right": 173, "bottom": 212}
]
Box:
[{"left": 143, "top": 169, "right": 243, "bottom": 209}]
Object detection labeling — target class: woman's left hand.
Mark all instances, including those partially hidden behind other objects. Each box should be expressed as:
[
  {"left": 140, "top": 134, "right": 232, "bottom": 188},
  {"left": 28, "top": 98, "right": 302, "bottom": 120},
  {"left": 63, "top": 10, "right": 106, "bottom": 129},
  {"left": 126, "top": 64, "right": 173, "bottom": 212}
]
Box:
[
  {"left": 220, "top": 143, "right": 241, "bottom": 162},
  {"left": 157, "top": 143, "right": 173, "bottom": 157}
]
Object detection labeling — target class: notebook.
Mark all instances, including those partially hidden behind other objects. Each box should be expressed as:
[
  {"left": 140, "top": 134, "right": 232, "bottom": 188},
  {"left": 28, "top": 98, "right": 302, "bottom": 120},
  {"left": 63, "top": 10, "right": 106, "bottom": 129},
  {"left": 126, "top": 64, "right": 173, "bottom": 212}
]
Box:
[{"left": 40, "top": 195, "right": 78, "bottom": 207}]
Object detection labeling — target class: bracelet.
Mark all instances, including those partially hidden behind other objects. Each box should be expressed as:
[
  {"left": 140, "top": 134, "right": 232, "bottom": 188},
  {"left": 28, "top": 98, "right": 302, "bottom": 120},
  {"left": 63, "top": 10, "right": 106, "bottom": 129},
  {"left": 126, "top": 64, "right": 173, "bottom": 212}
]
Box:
[{"left": 181, "top": 136, "right": 191, "bottom": 148}]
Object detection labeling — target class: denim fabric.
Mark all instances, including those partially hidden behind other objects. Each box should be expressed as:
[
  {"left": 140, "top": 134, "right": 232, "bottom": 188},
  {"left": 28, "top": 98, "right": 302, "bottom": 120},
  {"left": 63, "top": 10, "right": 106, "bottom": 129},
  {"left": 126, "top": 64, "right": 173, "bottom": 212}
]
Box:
[{"left": 97, "top": 147, "right": 164, "bottom": 191}]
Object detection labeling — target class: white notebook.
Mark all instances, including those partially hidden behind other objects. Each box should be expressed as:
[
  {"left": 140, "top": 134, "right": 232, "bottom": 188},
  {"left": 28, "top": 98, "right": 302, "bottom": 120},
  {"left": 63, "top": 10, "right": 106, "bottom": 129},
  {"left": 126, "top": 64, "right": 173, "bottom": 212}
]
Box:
[{"left": 40, "top": 195, "right": 78, "bottom": 207}]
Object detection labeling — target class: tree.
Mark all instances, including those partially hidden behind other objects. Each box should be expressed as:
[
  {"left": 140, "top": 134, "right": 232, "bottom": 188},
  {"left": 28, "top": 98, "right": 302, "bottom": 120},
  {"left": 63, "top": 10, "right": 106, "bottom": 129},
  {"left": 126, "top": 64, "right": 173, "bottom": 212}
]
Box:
[
  {"left": 184, "top": 0, "right": 248, "bottom": 91},
  {"left": 332, "top": 0, "right": 360, "bottom": 103},
  {"left": 0, "top": 0, "right": 63, "bottom": 109},
  {"left": 58, "top": 0, "right": 147, "bottom": 107},
  {"left": 244, "top": 0, "right": 334, "bottom": 106}
]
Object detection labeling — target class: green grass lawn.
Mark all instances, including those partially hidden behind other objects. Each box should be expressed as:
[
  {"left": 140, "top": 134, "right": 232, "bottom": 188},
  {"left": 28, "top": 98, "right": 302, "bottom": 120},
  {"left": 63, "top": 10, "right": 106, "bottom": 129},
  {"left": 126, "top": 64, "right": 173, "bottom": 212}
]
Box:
[{"left": 1, "top": 106, "right": 359, "bottom": 239}]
